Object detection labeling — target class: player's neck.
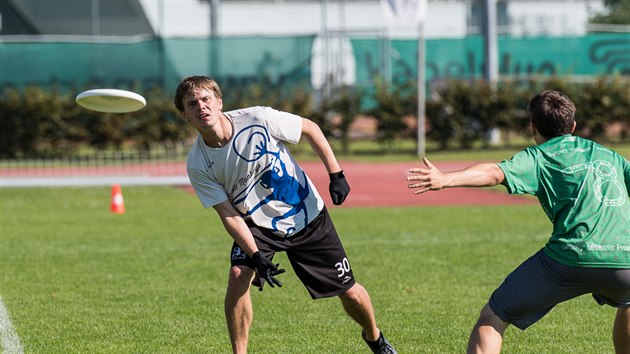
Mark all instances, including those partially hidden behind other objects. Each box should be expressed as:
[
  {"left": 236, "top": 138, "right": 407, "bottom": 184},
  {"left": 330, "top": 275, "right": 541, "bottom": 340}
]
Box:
[{"left": 201, "top": 114, "right": 232, "bottom": 148}]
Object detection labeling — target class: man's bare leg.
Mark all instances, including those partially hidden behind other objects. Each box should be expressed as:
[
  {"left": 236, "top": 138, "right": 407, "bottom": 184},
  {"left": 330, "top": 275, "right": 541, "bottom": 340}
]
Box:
[
  {"left": 467, "top": 303, "right": 509, "bottom": 354},
  {"left": 225, "top": 265, "right": 255, "bottom": 354},
  {"left": 338, "top": 283, "right": 380, "bottom": 339},
  {"left": 613, "top": 307, "right": 630, "bottom": 354}
]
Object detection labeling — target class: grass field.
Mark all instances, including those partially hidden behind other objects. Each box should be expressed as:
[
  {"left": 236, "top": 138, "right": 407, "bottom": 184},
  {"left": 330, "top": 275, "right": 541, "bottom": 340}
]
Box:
[{"left": 0, "top": 186, "right": 618, "bottom": 353}]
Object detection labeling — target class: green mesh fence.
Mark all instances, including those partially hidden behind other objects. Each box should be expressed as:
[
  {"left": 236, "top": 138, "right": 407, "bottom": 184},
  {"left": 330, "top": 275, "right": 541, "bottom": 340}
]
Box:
[
  {"left": 0, "top": 34, "right": 627, "bottom": 94},
  {"left": 0, "top": 35, "right": 316, "bottom": 92},
  {"left": 0, "top": 40, "right": 166, "bottom": 90}
]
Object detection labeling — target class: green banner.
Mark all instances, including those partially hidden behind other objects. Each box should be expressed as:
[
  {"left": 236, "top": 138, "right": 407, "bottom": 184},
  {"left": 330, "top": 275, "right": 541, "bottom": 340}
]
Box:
[{"left": 351, "top": 33, "right": 630, "bottom": 85}]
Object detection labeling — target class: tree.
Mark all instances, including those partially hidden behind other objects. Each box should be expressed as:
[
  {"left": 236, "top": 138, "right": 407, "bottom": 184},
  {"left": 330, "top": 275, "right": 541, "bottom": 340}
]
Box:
[{"left": 590, "top": 0, "right": 630, "bottom": 24}]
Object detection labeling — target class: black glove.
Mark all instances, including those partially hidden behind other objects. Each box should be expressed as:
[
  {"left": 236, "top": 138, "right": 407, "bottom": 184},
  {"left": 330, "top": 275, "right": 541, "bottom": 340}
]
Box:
[
  {"left": 251, "top": 251, "right": 285, "bottom": 291},
  {"left": 329, "top": 170, "right": 350, "bottom": 205}
]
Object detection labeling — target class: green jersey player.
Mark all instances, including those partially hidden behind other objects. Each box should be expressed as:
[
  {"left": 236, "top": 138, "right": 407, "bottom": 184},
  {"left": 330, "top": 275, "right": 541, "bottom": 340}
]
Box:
[{"left": 406, "top": 90, "right": 629, "bottom": 353}]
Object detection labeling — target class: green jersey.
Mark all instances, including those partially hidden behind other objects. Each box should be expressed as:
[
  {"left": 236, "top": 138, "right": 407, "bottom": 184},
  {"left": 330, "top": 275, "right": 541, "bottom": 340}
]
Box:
[{"left": 498, "top": 135, "right": 630, "bottom": 268}]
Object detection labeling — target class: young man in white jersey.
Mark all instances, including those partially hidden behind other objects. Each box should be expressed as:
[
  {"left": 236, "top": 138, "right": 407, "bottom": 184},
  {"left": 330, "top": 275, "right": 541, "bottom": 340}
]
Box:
[
  {"left": 174, "top": 76, "right": 396, "bottom": 354},
  {"left": 406, "top": 90, "right": 630, "bottom": 353}
]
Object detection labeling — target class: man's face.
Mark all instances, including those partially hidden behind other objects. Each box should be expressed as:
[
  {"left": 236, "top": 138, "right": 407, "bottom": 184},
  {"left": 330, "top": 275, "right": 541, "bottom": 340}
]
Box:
[{"left": 181, "top": 88, "right": 223, "bottom": 130}]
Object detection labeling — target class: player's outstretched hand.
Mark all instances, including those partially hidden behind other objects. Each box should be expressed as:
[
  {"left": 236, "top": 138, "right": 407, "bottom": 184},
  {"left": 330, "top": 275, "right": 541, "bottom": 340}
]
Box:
[
  {"left": 329, "top": 170, "right": 350, "bottom": 205},
  {"left": 252, "top": 251, "right": 286, "bottom": 291},
  {"left": 407, "top": 157, "right": 448, "bottom": 194}
]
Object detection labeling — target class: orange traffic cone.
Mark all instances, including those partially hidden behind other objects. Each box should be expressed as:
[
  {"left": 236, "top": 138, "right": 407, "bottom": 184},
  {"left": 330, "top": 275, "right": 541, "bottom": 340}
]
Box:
[{"left": 110, "top": 184, "right": 126, "bottom": 214}]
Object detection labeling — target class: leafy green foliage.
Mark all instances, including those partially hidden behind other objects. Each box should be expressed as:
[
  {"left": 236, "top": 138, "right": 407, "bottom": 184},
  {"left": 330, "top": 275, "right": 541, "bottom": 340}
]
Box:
[
  {"left": 590, "top": 0, "right": 630, "bottom": 24},
  {"left": 574, "top": 76, "right": 630, "bottom": 141},
  {"left": 368, "top": 79, "right": 418, "bottom": 149},
  {"left": 426, "top": 76, "right": 630, "bottom": 149},
  {"left": 313, "top": 85, "right": 363, "bottom": 154},
  {"left": 0, "top": 76, "right": 628, "bottom": 158},
  {"left": 0, "top": 87, "right": 85, "bottom": 157},
  {"left": 0, "top": 86, "right": 193, "bottom": 158}
]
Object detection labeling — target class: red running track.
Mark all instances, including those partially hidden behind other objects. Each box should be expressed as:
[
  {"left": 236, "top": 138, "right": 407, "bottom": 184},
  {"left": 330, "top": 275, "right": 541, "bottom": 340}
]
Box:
[
  {"left": 300, "top": 161, "right": 535, "bottom": 207},
  {"left": 2, "top": 160, "right": 536, "bottom": 206}
]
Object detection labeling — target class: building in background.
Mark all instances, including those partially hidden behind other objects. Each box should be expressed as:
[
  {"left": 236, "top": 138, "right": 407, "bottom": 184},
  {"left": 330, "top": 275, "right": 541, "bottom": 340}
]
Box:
[
  {"left": 1, "top": 0, "right": 607, "bottom": 38},
  {"left": 0, "top": 0, "right": 153, "bottom": 37}
]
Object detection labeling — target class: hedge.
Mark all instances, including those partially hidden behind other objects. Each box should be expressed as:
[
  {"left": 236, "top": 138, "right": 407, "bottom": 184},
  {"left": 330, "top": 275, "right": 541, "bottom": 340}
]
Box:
[{"left": 1, "top": 76, "right": 628, "bottom": 158}]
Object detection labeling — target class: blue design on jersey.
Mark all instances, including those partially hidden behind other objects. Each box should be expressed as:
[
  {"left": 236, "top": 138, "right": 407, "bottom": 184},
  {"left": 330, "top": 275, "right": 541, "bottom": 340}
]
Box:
[
  {"left": 233, "top": 124, "right": 270, "bottom": 163},
  {"left": 232, "top": 124, "right": 310, "bottom": 236}
]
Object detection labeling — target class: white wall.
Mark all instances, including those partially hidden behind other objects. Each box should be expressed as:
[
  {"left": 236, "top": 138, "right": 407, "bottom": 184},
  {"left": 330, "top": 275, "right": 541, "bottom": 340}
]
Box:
[
  {"left": 509, "top": 0, "right": 605, "bottom": 37},
  {"left": 139, "top": 0, "right": 469, "bottom": 38},
  {"left": 140, "top": 0, "right": 211, "bottom": 37},
  {"left": 139, "top": 0, "right": 604, "bottom": 39}
]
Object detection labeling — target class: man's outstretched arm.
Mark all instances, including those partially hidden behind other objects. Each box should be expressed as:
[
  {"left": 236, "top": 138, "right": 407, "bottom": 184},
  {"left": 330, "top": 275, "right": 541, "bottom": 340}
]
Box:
[{"left": 407, "top": 157, "right": 505, "bottom": 195}]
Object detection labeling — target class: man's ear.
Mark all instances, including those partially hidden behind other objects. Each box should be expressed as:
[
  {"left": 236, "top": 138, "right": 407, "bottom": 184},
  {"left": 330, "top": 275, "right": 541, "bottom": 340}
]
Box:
[
  {"left": 570, "top": 121, "right": 576, "bottom": 133},
  {"left": 531, "top": 121, "right": 545, "bottom": 144},
  {"left": 530, "top": 121, "right": 538, "bottom": 136}
]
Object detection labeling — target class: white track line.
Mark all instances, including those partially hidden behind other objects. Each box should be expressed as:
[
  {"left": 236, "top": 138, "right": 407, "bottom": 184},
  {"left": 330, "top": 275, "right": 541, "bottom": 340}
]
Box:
[{"left": 0, "top": 295, "right": 23, "bottom": 354}]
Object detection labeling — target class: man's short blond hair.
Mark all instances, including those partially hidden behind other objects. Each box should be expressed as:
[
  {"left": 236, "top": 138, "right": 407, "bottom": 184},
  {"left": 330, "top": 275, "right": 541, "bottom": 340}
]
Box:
[{"left": 174, "top": 76, "right": 222, "bottom": 112}]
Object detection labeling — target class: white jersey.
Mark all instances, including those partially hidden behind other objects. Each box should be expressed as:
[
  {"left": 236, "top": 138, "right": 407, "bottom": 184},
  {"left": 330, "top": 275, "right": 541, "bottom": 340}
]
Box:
[{"left": 186, "top": 106, "right": 325, "bottom": 237}]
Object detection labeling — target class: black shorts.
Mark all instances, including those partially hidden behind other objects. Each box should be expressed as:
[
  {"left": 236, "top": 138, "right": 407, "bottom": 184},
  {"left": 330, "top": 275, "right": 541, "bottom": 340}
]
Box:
[
  {"left": 230, "top": 207, "right": 356, "bottom": 299},
  {"left": 489, "top": 248, "right": 630, "bottom": 330}
]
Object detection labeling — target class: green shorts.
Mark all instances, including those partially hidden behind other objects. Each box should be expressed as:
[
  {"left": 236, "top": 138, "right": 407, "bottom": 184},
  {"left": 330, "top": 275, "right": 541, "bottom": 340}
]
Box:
[
  {"left": 230, "top": 207, "right": 356, "bottom": 299},
  {"left": 489, "top": 248, "right": 630, "bottom": 330}
]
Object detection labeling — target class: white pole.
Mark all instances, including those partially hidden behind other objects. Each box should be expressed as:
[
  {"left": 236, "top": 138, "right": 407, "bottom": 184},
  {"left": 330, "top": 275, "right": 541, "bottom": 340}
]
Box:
[
  {"left": 483, "top": 0, "right": 498, "bottom": 84},
  {"left": 338, "top": 0, "right": 346, "bottom": 85},
  {"left": 417, "top": 21, "right": 426, "bottom": 157},
  {"left": 91, "top": 0, "right": 100, "bottom": 36},
  {"left": 322, "top": 0, "right": 330, "bottom": 99},
  {"left": 483, "top": 0, "right": 500, "bottom": 144},
  {"left": 210, "top": 0, "right": 220, "bottom": 37},
  {"left": 158, "top": 0, "right": 164, "bottom": 37},
  {"left": 208, "top": 0, "right": 220, "bottom": 75}
]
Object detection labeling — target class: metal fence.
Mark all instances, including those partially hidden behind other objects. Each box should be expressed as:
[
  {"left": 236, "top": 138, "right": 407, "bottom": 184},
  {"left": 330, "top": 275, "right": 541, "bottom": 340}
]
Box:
[{"left": 0, "top": 146, "right": 190, "bottom": 187}]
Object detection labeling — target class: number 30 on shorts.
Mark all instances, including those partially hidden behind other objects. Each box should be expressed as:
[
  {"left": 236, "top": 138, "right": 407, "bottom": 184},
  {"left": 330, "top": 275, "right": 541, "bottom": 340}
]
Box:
[{"left": 335, "top": 258, "right": 351, "bottom": 277}]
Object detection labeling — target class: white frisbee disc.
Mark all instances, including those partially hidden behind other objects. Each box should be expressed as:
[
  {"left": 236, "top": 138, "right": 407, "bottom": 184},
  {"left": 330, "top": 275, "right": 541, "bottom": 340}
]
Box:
[{"left": 76, "top": 89, "right": 146, "bottom": 113}]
